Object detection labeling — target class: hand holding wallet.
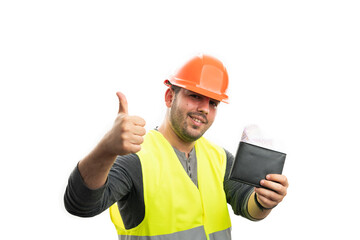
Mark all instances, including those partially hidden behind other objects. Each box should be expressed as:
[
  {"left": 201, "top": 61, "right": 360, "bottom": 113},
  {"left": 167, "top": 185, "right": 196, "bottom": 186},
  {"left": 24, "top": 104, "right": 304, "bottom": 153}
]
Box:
[{"left": 229, "top": 125, "right": 286, "bottom": 188}]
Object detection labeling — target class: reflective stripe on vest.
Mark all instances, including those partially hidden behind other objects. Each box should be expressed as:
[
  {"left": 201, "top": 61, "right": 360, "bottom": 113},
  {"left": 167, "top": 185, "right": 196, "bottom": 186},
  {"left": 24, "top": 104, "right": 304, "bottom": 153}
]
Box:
[
  {"left": 116, "top": 226, "right": 232, "bottom": 240},
  {"left": 110, "top": 130, "right": 231, "bottom": 240}
]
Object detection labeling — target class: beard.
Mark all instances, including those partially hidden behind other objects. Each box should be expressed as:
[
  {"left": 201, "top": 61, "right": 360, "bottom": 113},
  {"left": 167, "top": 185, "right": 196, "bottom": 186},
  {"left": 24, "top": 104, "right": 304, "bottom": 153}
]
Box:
[{"left": 169, "top": 100, "right": 211, "bottom": 143}]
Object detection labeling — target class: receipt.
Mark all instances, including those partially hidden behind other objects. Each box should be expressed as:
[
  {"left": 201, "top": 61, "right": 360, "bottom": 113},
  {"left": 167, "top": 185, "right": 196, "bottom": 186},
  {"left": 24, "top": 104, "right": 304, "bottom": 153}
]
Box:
[{"left": 241, "top": 125, "right": 274, "bottom": 149}]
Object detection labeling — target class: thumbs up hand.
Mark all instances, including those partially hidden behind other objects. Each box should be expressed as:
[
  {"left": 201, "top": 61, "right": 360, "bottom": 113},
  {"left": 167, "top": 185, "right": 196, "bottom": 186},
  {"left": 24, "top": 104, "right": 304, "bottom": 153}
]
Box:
[{"left": 103, "top": 92, "right": 146, "bottom": 156}]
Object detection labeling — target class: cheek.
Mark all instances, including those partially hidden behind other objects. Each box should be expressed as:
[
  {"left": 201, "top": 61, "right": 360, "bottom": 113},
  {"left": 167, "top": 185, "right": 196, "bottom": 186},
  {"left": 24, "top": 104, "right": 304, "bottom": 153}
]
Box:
[{"left": 207, "top": 110, "right": 217, "bottom": 123}]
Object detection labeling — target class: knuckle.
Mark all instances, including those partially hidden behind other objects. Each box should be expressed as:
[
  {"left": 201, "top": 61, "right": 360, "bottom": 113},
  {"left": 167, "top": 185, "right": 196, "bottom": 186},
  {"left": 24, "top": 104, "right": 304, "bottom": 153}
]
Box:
[
  {"left": 120, "top": 124, "right": 131, "bottom": 133},
  {"left": 135, "top": 115, "right": 144, "bottom": 121},
  {"left": 122, "top": 142, "right": 132, "bottom": 152},
  {"left": 120, "top": 132, "right": 129, "bottom": 141},
  {"left": 121, "top": 115, "right": 131, "bottom": 124},
  {"left": 130, "top": 145, "right": 141, "bottom": 154},
  {"left": 269, "top": 191, "right": 277, "bottom": 200}
]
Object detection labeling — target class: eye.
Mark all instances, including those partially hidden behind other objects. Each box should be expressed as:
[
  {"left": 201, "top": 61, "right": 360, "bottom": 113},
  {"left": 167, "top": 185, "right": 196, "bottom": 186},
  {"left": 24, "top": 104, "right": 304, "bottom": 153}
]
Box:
[
  {"left": 190, "top": 94, "right": 201, "bottom": 99},
  {"left": 210, "top": 100, "right": 219, "bottom": 108}
]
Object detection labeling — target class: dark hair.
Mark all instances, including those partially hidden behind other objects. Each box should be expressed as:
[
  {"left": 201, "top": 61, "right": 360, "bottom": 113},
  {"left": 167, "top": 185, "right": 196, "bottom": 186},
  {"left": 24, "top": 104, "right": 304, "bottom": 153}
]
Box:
[
  {"left": 168, "top": 82, "right": 181, "bottom": 95},
  {"left": 171, "top": 85, "right": 181, "bottom": 95}
]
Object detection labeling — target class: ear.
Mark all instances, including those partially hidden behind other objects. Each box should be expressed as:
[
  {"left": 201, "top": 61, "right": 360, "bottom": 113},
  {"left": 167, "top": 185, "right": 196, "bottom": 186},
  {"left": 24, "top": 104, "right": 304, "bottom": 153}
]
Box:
[{"left": 165, "top": 87, "right": 174, "bottom": 108}]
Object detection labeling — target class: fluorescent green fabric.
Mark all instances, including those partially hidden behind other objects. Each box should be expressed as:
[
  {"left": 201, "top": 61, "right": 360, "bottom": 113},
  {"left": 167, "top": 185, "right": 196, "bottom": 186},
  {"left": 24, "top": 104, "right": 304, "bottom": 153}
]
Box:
[{"left": 110, "top": 130, "right": 231, "bottom": 239}]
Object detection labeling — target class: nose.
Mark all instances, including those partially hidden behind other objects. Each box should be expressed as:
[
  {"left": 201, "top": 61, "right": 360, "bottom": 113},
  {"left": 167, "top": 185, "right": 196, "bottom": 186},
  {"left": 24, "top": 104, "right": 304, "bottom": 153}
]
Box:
[{"left": 197, "top": 97, "right": 210, "bottom": 115}]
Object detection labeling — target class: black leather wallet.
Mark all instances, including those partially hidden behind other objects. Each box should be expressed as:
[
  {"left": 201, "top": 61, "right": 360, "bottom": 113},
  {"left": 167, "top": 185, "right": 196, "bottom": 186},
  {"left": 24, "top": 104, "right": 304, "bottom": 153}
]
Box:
[{"left": 229, "top": 141, "right": 286, "bottom": 188}]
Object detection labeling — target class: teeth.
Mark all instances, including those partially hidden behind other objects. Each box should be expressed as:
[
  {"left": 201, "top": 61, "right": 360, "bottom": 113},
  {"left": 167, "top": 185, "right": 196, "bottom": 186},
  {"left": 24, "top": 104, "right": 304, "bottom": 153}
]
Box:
[{"left": 192, "top": 117, "right": 202, "bottom": 123}]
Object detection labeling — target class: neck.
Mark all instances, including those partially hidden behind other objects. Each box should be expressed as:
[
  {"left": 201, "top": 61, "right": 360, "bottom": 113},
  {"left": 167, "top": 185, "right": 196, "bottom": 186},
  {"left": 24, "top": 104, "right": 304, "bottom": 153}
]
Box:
[{"left": 157, "top": 121, "right": 195, "bottom": 156}]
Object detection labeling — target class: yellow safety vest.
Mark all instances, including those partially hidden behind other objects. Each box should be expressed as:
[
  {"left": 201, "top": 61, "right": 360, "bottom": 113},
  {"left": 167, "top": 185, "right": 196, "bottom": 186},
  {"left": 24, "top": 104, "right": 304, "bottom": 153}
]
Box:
[{"left": 110, "top": 130, "right": 231, "bottom": 240}]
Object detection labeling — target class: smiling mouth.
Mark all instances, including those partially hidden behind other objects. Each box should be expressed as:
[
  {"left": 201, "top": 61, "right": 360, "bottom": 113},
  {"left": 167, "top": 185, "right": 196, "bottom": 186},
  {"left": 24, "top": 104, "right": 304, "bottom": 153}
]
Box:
[
  {"left": 192, "top": 117, "right": 202, "bottom": 123},
  {"left": 189, "top": 113, "right": 208, "bottom": 124}
]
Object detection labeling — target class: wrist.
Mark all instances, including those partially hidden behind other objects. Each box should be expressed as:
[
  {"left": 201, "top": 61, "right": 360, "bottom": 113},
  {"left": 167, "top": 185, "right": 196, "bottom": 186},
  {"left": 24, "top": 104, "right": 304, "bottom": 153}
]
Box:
[{"left": 98, "top": 132, "right": 119, "bottom": 158}]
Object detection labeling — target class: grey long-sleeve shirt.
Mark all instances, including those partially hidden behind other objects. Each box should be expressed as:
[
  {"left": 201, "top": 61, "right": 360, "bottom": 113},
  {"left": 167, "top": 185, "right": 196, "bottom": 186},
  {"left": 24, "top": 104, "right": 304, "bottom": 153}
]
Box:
[{"left": 64, "top": 148, "right": 256, "bottom": 229}]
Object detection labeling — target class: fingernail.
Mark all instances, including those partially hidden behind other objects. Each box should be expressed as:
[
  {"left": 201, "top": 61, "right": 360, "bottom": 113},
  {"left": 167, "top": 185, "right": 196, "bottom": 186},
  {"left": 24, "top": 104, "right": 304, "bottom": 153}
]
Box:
[
  {"left": 260, "top": 180, "right": 265, "bottom": 185},
  {"left": 266, "top": 175, "right": 271, "bottom": 180}
]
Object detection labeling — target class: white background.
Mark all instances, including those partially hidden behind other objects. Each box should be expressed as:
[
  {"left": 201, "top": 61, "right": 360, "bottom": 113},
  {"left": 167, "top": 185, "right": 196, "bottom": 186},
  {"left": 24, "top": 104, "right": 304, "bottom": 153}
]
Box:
[{"left": 1, "top": 1, "right": 359, "bottom": 239}]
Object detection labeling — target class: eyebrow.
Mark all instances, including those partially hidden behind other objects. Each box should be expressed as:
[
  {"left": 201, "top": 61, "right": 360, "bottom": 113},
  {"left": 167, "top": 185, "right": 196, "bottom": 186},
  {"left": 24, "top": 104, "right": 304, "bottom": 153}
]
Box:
[{"left": 185, "top": 90, "right": 220, "bottom": 104}]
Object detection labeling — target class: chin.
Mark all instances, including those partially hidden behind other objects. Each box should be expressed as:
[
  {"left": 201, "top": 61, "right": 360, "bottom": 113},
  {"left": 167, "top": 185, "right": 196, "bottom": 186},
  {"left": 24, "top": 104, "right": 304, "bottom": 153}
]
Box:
[{"left": 182, "top": 130, "right": 205, "bottom": 142}]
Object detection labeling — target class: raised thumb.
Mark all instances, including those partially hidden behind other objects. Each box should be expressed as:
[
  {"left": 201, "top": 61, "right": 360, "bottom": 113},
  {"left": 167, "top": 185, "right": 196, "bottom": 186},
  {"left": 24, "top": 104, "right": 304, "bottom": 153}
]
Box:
[{"left": 116, "top": 92, "right": 128, "bottom": 114}]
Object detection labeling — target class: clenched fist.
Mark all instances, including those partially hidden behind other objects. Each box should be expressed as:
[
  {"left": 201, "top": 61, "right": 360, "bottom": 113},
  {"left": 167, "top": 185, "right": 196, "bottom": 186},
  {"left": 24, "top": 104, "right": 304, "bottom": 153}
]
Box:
[{"left": 102, "top": 92, "right": 146, "bottom": 156}]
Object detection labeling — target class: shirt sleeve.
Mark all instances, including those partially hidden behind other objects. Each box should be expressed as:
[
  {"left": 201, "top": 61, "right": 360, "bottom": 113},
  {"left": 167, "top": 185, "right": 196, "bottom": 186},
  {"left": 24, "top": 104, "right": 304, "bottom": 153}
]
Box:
[
  {"left": 64, "top": 154, "right": 141, "bottom": 217},
  {"left": 223, "top": 149, "right": 258, "bottom": 221}
]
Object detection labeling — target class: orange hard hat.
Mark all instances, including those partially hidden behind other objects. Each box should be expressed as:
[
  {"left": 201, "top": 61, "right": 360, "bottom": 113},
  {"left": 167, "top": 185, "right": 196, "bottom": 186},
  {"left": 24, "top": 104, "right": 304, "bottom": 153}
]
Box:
[{"left": 165, "top": 54, "right": 229, "bottom": 103}]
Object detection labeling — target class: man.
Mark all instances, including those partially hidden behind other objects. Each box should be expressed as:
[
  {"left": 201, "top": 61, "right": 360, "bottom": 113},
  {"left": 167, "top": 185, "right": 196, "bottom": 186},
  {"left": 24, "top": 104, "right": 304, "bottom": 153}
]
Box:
[{"left": 64, "top": 54, "right": 289, "bottom": 239}]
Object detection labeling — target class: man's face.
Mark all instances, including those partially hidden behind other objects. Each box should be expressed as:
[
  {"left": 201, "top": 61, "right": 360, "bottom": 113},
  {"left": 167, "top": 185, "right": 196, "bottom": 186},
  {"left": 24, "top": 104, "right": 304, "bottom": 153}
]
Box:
[{"left": 169, "top": 88, "right": 219, "bottom": 142}]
